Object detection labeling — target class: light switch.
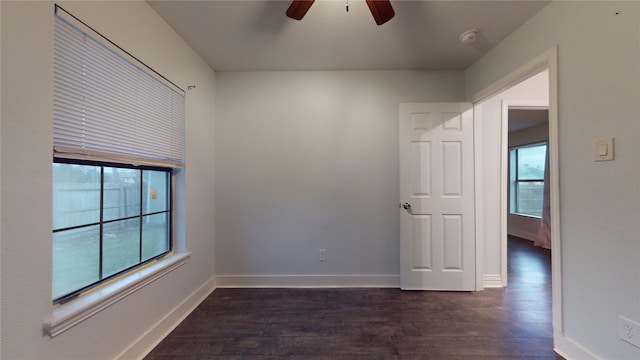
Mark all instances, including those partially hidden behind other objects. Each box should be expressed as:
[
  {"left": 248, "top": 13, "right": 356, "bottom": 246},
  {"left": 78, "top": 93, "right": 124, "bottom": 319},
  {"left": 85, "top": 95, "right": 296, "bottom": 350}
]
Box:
[
  {"left": 597, "top": 143, "right": 608, "bottom": 156},
  {"left": 594, "top": 138, "right": 614, "bottom": 161}
]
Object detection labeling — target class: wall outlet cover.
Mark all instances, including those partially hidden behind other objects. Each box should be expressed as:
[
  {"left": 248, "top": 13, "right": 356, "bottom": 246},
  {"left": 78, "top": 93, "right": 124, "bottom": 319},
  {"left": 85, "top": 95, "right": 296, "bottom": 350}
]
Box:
[
  {"left": 619, "top": 315, "right": 640, "bottom": 348},
  {"left": 318, "top": 249, "right": 327, "bottom": 262}
]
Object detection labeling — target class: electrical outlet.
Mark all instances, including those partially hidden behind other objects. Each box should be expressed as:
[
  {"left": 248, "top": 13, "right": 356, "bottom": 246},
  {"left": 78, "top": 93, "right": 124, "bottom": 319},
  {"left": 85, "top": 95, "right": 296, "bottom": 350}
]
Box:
[
  {"left": 619, "top": 315, "right": 640, "bottom": 348},
  {"left": 318, "top": 249, "right": 327, "bottom": 262}
]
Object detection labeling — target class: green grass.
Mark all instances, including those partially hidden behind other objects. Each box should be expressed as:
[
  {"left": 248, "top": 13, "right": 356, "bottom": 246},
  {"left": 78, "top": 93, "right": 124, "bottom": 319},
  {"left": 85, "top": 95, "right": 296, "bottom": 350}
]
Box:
[{"left": 52, "top": 222, "right": 168, "bottom": 300}]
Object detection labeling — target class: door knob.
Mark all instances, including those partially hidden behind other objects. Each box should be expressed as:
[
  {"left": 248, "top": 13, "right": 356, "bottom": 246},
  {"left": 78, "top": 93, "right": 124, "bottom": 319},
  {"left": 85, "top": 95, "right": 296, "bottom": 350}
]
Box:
[{"left": 402, "top": 202, "right": 411, "bottom": 210}]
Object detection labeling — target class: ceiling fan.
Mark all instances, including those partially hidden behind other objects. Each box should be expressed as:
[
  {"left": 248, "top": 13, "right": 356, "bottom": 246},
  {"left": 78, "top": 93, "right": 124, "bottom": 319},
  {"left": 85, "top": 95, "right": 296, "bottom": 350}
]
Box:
[{"left": 286, "top": 0, "right": 395, "bottom": 26}]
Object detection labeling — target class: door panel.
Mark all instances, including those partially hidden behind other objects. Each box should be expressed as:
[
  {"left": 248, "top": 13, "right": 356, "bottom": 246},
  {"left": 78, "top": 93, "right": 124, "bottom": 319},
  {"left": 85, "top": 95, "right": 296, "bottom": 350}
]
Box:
[
  {"left": 411, "top": 142, "right": 431, "bottom": 197},
  {"left": 442, "top": 214, "right": 463, "bottom": 270},
  {"left": 412, "top": 215, "right": 432, "bottom": 269},
  {"left": 442, "top": 141, "right": 462, "bottom": 196},
  {"left": 400, "top": 103, "right": 475, "bottom": 291}
]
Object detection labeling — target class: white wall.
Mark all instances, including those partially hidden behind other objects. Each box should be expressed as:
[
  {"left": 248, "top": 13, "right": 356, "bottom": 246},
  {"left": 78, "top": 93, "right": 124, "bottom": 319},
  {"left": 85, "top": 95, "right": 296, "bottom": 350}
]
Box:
[
  {"left": 0, "top": 1, "right": 216, "bottom": 359},
  {"left": 475, "top": 72, "right": 549, "bottom": 283},
  {"left": 215, "top": 71, "right": 464, "bottom": 284},
  {"left": 467, "top": 2, "right": 640, "bottom": 359}
]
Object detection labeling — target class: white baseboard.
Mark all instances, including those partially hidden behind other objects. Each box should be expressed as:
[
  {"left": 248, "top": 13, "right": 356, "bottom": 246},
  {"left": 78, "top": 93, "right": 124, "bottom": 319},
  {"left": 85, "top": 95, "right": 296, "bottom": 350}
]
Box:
[
  {"left": 483, "top": 274, "right": 504, "bottom": 288},
  {"left": 215, "top": 274, "right": 400, "bottom": 288},
  {"left": 116, "top": 276, "right": 216, "bottom": 360},
  {"left": 554, "top": 330, "right": 601, "bottom": 360},
  {"left": 508, "top": 229, "right": 537, "bottom": 242}
]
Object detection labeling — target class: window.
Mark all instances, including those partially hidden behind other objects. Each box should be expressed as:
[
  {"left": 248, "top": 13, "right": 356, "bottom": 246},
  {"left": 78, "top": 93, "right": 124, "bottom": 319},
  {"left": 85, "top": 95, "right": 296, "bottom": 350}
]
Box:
[
  {"left": 52, "top": 160, "right": 171, "bottom": 302},
  {"left": 509, "top": 143, "right": 547, "bottom": 217},
  {"left": 52, "top": 6, "right": 184, "bottom": 304}
]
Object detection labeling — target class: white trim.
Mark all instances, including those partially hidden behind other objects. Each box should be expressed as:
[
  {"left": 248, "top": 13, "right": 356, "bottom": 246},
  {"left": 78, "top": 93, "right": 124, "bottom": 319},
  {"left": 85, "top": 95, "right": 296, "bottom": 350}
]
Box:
[
  {"left": 510, "top": 212, "right": 544, "bottom": 220},
  {"left": 500, "top": 100, "right": 510, "bottom": 287},
  {"left": 215, "top": 275, "right": 400, "bottom": 288},
  {"left": 468, "top": 46, "right": 562, "bottom": 335},
  {"left": 554, "top": 330, "right": 601, "bottom": 360},
  {"left": 473, "top": 104, "right": 485, "bottom": 291},
  {"left": 547, "top": 47, "right": 563, "bottom": 334},
  {"left": 483, "top": 274, "right": 503, "bottom": 288},
  {"left": 467, "top": 48, "right": 552, "bottom": 104},
  {"left": 43, "top": 252, "right": 191, "bottom": 337},
  {"left": 116, "top": 276, "right": 216, "bottom": 360},
  {"left": 507, "top": 228, "right": 538, "bottom": 242}
]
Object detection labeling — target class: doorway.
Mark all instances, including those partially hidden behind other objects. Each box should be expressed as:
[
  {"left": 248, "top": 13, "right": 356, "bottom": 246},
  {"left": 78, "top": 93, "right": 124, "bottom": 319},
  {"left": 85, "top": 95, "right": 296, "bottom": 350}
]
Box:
[
  {"left": 506, "top": 107, "right": 550, "bottom": 249},
  {"left": 469, "top": 47, "right": 562, "bottom": 336},
  {"left": 506, "top": 107, "right": 552, "bottom": 293}
]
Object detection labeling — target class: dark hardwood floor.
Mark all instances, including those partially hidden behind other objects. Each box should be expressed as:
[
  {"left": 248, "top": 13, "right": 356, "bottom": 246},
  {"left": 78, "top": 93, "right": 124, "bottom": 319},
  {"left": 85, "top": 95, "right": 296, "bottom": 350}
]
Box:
[{"left": 146, "top": 236, "right": 559, "bottom": 359}]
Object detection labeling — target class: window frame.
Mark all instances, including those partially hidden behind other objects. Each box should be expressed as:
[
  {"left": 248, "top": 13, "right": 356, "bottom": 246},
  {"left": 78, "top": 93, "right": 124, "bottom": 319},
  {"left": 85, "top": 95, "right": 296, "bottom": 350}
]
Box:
[
  {"left": 52, "top": 158, "right": 173, "bottom": 304},
  {"left": 509, "top": 141, "right": 547, "bottom": 218}
]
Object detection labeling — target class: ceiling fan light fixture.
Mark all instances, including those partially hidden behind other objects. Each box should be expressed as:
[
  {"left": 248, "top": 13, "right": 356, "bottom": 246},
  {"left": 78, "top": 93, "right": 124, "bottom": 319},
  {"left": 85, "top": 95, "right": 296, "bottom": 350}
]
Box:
[{"left": 459, "top": 29, "right": 480, "bottom": 45}]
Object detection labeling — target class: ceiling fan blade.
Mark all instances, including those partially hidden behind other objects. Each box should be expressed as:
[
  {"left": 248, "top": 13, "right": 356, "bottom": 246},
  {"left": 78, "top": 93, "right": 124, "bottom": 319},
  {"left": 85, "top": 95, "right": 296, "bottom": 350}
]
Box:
[
  {"left": 365, "top": 0, "right": 395, "bottom": 25},
  {"left": 286, "top": 0, "right": 315, "bottom": 21}
]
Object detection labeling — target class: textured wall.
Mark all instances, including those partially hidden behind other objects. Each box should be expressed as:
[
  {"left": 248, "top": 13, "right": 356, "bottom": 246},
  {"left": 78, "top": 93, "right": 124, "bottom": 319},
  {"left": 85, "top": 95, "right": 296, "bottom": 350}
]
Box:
[
  {"left": 215, "top": 70, "right": 464, "bottom": 281},
  {"left": 1, "top": 1, "right": 216, "bottom": 358}
]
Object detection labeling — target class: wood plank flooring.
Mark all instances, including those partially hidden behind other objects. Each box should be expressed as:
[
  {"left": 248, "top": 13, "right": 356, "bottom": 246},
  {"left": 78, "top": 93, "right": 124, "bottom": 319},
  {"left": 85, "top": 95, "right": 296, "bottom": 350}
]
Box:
[{"left": 146, "top": 236, "right": 560, "bottom": 359}]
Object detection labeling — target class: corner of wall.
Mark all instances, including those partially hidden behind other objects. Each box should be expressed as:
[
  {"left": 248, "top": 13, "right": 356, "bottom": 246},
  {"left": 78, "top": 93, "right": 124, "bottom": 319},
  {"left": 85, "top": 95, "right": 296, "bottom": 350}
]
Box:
[{"left": 116, "top": 277, "right": 216, "bottom": 360}]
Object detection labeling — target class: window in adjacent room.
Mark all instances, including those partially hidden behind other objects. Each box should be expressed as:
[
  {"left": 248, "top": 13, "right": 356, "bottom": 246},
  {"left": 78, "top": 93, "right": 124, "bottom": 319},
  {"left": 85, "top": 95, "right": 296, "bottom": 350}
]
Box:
[
  {"left": 509, "top": 142, "right": 547, "bottom": 217},
  {"left": 52, "top": 6, "right": 184, "bottom": 304}
]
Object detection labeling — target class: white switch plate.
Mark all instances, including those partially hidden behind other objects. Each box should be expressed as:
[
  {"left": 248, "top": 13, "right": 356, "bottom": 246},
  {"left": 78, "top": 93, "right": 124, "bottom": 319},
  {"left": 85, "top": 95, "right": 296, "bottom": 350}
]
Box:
[
  {"left": 594, "top": 137, "right": 614, "bottom": 161},
  {"left": 318, "top": 249, "right": 327, "bottom": 262}
]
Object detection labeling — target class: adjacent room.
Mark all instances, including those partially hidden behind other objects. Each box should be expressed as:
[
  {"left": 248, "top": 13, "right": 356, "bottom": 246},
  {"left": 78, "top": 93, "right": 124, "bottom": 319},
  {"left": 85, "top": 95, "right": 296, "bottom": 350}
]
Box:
[{"left": 1, "top": 1, "right": 639, "bottom": 359}]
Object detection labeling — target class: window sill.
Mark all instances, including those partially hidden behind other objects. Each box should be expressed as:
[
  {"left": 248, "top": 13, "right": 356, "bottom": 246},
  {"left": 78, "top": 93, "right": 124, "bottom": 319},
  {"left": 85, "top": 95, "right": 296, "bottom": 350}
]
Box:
[
  {"left": 43, "top": 252, "right": 190, "bottom": 338},
  {"left": 509, "top": 212, "right": 543, "bottom": 219}
]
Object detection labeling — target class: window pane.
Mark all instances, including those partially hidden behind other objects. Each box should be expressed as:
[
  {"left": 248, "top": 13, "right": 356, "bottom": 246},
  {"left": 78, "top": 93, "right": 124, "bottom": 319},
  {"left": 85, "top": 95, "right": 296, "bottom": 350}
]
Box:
[
  {"left": 516, "top": 181, "right": 544, "bottom": 217},
  {"left": 52, "top": 161, "right": 171, "bottom": 301},
  {"left": 142, "top": 170, "right": 169, "bottom": 214},
  {"left": 103, "top": 167, "right": 141, "bottom": 222},
  {"left": 53, "top": 163, "right": 101, "bottom": 230},
  {"left": 142, "top": 213, "right": 169, "bottom": 261},
  {"left": 517, "top": 145, "right": 546, "bottom": 180},
  {"left": 103, "top": 218, "right": 140, "bottom": 278},
  {"left": 52, "top": 226, "right": 100, "bottom": 299}
]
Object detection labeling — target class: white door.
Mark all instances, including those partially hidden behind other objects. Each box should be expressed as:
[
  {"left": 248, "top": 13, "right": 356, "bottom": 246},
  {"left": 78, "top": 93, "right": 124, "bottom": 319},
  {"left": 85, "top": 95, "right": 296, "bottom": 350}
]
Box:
[{"left": 399, "top": 103, "right": 475, "bottom": 290}]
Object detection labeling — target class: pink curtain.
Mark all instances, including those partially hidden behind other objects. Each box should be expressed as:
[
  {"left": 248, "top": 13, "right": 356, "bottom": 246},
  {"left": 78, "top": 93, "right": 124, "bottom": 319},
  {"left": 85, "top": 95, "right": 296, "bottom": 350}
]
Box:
[{"left": 535, "top": 145, "right": 551, "bottom": 249}]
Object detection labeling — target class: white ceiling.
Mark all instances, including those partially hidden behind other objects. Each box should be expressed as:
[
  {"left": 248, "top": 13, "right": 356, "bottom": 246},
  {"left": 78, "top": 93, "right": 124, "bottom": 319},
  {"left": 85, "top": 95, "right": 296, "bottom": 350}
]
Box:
[
  {"left": 148, "top": 0, "right": 550, "bottom": 72},
  {"left": 509, "top": 108, "right": 549, "bottom": 133}
]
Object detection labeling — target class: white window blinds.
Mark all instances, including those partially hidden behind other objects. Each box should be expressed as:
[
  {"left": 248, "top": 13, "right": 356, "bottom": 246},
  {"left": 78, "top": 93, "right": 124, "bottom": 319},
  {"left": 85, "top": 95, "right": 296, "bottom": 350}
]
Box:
[{"left": 53, "top": 7, "right": 185, "bottom": 168}]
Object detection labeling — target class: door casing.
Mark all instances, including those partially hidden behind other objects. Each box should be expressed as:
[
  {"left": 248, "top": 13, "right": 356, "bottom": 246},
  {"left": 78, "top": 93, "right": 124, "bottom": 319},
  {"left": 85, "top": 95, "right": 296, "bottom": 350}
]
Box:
[{"left": 468, "top": 47, "right": 562, "bottom": 335}]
